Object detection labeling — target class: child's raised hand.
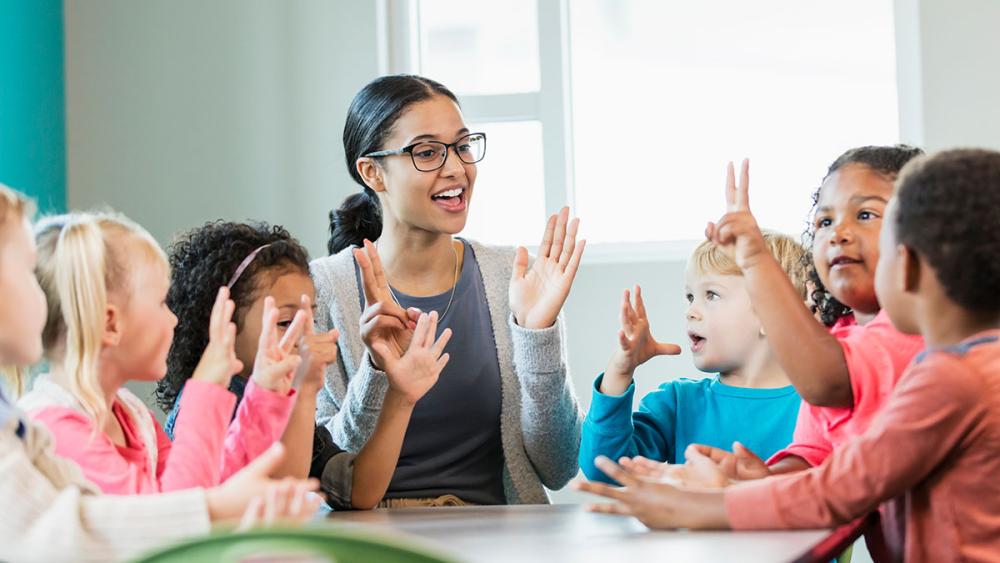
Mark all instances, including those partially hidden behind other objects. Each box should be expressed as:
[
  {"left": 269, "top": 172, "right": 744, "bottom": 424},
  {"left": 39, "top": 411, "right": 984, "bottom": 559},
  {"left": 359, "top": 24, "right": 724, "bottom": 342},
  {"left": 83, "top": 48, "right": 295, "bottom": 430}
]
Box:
[
  {"left": 373, "top": 310, "right": 452, "bottom": 407},
  {"left": 602, "top": 285, "right": 681, "bottom": 395},
  {"left": 355, "top": 240, "right": 422, "bottom": 371},
  {"left": 251, "top": 296, "right": 306, "bottom": 395},
  {"left": 293, "top": 294, "right": 339, "bottom": 393},
  {"left": 705, "top": 159, "right": 769, "bottom": 270},
  {"left": 191, "top": 287, "right": 245, "bottom": 388}
]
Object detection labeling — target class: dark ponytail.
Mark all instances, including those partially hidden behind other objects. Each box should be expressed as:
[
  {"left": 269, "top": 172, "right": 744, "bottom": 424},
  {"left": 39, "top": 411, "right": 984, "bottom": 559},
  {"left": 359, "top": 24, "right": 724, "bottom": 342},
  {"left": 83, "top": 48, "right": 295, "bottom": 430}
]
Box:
[{"left": 328, "top": 74, "right": 459, "bottom": 255}]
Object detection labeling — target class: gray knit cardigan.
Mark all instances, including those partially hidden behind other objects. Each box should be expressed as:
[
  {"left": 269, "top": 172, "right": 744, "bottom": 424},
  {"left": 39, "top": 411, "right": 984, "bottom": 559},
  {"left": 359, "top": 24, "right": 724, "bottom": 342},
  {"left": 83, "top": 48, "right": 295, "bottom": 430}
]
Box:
[{"left": 310, "top": 240, "right": 583, "bottom": 504}]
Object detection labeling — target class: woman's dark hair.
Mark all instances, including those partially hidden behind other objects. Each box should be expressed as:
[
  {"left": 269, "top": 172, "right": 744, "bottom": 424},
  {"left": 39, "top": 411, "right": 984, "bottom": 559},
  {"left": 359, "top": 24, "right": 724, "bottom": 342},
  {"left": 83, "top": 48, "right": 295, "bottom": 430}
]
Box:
[
  {"left": 895, "top": 149, "right": 1000, "bottom": 315},
  {"left": 155, "top": 221, "right": 310, "bottom": 412},
  {"left": 803, "top": 144, "right": 925, "bottom": 326},
  {"left": 328, "top": 74, "right": 459, "bottom": 255}
]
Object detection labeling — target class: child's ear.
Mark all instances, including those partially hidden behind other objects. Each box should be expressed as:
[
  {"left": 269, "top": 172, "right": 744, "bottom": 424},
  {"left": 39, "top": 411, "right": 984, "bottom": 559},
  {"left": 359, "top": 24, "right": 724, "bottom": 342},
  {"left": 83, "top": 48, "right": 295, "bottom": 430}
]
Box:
[
  {"left": 102, "top": 304, "right": 123, "bottom": 347},
  {"left": 901, "top": 244, "right": 922, "bottom": 294},
  {"left": 356, "top": 158, "right": 386, "bottom": 193}
]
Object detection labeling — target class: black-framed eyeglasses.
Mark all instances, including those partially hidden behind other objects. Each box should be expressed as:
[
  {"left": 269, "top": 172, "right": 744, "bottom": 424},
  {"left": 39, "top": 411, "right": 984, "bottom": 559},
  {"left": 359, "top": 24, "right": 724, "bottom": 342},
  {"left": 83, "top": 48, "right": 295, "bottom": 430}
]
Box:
[{"left": 364, "top": 132, "right": 487, "bottom": 172}]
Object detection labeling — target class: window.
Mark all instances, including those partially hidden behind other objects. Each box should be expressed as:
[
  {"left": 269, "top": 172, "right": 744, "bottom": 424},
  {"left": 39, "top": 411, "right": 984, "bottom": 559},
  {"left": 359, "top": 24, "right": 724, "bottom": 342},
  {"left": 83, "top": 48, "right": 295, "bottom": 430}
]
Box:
[{"left": 381, "top": 0, "right": 899, "bottom": 257}]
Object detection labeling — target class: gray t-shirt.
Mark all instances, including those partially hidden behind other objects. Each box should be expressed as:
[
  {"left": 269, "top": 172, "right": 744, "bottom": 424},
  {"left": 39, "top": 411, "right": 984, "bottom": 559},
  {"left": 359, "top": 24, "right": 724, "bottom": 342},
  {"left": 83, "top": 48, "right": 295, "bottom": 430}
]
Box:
[{"left": 355, "top": 240, "right": 506, "bottom": 504}]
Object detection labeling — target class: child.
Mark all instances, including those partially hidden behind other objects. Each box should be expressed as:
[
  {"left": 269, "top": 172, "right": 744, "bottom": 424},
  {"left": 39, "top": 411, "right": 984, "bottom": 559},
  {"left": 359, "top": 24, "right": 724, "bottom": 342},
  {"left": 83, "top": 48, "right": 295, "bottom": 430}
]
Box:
[
  {"left": 577, "top": 148, "right": 1000, "bottom": 562},
  {"left": 158, "top": 221, "right": 452, "bottom": 509},
  {"left": 0, "top": 184, "right": 318, "bottom": 562},
  {"left": 579, "top": 232, "right": 808, "bottom": 483},
  {"left": 18, "top": 211, "right": 304, "bottom": 494},
  {"left": 700, "top": 146, "right": 928, "bottom": 478}
]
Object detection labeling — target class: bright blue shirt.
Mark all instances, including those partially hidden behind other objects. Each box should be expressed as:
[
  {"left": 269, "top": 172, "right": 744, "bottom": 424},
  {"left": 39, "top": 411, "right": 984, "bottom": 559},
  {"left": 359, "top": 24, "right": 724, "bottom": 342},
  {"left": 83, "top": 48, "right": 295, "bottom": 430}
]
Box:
[{"left": 579, "top": 373, "right": 800, "bottom": 484}]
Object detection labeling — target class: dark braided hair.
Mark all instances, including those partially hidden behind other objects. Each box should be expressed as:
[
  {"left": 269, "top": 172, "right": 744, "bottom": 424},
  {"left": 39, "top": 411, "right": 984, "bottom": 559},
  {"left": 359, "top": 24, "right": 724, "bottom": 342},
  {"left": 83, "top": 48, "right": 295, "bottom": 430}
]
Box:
[
  {"left": 895, "top": 149, "right": 1000, "bottom": 315},
  {"left": 803, "top": 145, "right": 925, "bottom": 326},
  {"left": 155, "top": 221, "right": 310, "bottom": 412}
]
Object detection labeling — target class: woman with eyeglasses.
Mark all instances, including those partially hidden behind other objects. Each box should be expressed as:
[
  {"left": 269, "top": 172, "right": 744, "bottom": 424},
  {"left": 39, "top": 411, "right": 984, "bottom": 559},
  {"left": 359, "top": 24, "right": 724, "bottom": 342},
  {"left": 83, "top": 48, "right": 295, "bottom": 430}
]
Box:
[{"left": 311, "top": 74, "right": 585, "bottom": 507}]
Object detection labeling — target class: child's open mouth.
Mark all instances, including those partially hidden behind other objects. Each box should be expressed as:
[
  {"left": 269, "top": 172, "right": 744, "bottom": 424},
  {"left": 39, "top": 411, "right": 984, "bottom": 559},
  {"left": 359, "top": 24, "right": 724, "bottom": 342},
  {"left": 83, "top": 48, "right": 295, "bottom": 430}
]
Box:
[
  {"left": 431, "top": 186, "right": 467, "bottom": 213},
  {"left": 688, "top": 331, "right": 706, "bottom": 353}
]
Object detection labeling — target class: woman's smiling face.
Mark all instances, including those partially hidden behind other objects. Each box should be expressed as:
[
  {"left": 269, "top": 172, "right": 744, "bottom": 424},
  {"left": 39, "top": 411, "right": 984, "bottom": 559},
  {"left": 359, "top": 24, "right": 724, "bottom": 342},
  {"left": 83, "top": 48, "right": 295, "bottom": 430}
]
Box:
[{"left": 365, "top": 95, "right": 478, "bottom": 236}]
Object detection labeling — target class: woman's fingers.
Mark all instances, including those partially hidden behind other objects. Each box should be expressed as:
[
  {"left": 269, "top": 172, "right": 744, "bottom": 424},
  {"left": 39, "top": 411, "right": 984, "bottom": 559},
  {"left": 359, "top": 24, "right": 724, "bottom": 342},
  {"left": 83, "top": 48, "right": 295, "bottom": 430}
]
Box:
[
  {"left": 538, "top": 213, "right": 557, "bottom": 258},
  {"left": 511, "top": 246, "right": 529, "bottom": 282},
  {"left": 564, "top": 238, "right": 586, "bottom": 280},
  {"left": 548, "top": 206, "right": 569, "bottom": 263},
  {"left": 364, "top": 239, "right": 391, "bottom": 293},
  {"left": 424, "top": 311, "right": 439, "bottom": 348},
  {"left": 435, "top": 352, "right": 450, "bottom": 373},
  {"left": 353, "top": 246, "right": 379, "bottom": 306},
  {"left": 361, "top": 314, "right": 407, "bottom": 337},
  {"left": 431, "top": 328, "right": 452, "bottom": 357},
  {"left": 559, "top": 217, "right": 580, "bottom": 269},
  {"left": 411, "top": 312, "right": 431, "bottom": 350}
]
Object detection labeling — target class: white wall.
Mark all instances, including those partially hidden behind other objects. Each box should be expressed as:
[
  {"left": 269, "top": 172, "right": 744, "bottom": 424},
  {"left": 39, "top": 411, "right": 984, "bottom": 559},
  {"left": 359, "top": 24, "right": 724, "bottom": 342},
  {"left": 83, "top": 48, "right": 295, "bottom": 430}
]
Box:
[
  {"left": 62, "top": 0, "right": 1000, "bottom": 519},
  {"left": 64, "top": 0, "right": 379, "bottom": 256}
]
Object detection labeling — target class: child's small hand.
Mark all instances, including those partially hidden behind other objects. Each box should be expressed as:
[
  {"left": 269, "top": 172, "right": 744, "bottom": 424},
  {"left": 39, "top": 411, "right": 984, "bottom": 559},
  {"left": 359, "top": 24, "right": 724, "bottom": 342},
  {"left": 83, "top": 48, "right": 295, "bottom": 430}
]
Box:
[
  {"left": 684, "top": 442, "right": 771, "bottom": 482},
  {"left": 206, "top": 443, "right": 320, "bottom": 523},
  {"left": 191, "top": 287, "right": 245, "bottom": 388},
  {"left": 237, "top": 479, "right": 322, "bottom": 530},
  {"left": 251, "top": 296, "right": 306, "bottom": 395},
  {"left": 294, "top": 294, "right": 339, "bottom": 393},
  {"left": 706, "top": 159, "right": 769, "bottom": 271},
  {"left": 602, "top": 285, "right": 680, "bottom": 395},
  {"left": 374, "top": 311, "right": 452, "bottom": 407}
]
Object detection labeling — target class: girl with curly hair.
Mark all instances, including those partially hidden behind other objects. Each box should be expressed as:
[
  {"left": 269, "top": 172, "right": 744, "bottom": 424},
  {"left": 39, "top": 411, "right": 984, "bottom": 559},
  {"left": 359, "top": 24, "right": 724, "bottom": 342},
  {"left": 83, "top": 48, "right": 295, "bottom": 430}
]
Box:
[{"left": 158, "top": 221, "right": 448, "bottom": 509}]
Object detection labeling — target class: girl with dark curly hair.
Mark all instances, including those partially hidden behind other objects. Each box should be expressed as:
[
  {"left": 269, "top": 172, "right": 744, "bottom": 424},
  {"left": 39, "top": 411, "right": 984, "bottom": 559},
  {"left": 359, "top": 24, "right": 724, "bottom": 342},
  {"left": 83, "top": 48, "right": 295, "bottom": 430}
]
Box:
[{"left": 159, "top": 221, "right": 447, "bottom": 509}]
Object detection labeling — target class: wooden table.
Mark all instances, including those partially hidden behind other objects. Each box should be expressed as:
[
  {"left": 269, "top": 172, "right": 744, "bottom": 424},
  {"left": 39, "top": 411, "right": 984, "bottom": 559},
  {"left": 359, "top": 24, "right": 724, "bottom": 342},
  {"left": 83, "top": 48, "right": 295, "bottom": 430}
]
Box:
[{"left": 326, "top": 504, "right": 835, "bottom": 563}]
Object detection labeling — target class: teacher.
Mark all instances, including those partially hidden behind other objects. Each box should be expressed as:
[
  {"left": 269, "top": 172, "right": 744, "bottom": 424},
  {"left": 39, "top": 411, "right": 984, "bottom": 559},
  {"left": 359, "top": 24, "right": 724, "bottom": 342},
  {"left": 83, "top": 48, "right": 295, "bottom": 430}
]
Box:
[{"left": 311, "top": 74, "right": 585, "bottom": 507}]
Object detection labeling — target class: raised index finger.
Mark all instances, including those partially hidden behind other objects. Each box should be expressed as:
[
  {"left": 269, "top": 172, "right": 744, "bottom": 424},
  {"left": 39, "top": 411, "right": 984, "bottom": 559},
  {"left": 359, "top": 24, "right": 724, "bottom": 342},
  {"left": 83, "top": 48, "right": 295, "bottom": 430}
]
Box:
[
  {"left": 363, "top": 239, "right": 390, "bottom": 296},
  {"left": 353, "top": 244, "right": 379, "bottom": 306}
]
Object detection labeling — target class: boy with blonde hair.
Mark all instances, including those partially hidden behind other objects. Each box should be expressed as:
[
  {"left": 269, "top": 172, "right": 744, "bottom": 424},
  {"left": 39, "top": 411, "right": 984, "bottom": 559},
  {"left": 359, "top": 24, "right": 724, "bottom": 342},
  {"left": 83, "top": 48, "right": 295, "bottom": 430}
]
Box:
[{"left": 580, "top": 231, "right": 808, "bottom": 483}]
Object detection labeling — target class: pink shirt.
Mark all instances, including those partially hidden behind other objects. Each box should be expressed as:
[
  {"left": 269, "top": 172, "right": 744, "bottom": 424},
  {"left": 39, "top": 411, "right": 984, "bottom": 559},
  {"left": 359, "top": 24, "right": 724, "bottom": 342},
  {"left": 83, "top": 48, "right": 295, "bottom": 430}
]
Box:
[
  {"left": 23, "top": 378, "right": 294, "bottom": 494},
  {"left": 726, "top": 330, "right": 1000, "bottom": 563},
  {"left": 769, "top": 310, "right": 925, "bottom": 467}
]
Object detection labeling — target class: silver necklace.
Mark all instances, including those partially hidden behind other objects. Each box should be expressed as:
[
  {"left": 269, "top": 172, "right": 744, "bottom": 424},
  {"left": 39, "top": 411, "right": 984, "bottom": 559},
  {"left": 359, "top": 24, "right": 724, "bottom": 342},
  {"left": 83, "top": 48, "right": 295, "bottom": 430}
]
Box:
[{"left": 377, "top": 239, "right": 460, "bottom": 319}]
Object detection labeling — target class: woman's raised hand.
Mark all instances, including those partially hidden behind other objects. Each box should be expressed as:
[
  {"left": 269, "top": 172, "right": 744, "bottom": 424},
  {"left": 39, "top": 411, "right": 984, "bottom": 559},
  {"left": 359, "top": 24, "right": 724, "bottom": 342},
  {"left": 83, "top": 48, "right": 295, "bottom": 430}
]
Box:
[
  {"left": 509, "top": 207, "right": 587, "bottom": 329},
  {"left": 372, "top": 311, "right": 452, "bottom": 406},
  {"left": 354, "top": 239, "right": 422, "bottom": 371}
]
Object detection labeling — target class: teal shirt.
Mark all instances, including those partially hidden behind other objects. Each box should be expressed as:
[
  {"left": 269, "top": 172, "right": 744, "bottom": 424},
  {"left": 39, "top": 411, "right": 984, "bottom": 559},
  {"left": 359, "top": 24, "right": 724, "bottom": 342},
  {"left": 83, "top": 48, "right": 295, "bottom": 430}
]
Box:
[{"left": 579, "top": 373, "right": 800, "bottom": 483}]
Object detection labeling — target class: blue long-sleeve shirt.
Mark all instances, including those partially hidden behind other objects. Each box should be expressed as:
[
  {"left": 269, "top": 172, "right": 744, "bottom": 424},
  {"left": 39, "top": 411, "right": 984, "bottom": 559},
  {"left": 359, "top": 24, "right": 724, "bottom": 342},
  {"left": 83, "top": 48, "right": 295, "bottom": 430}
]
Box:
[{"left": 580, "top": 373, "right": 800, "bottom": 483}]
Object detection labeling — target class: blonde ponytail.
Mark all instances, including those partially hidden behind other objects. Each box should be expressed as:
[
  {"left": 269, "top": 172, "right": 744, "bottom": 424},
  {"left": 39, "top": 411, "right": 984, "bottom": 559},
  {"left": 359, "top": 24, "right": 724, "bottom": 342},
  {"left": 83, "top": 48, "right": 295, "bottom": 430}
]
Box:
[
  {"left": 34, "top": 211, "right": 166, "bottom": 428},
  {"left": 54, "top": 219, "right": 113, "bottom": 425}
]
